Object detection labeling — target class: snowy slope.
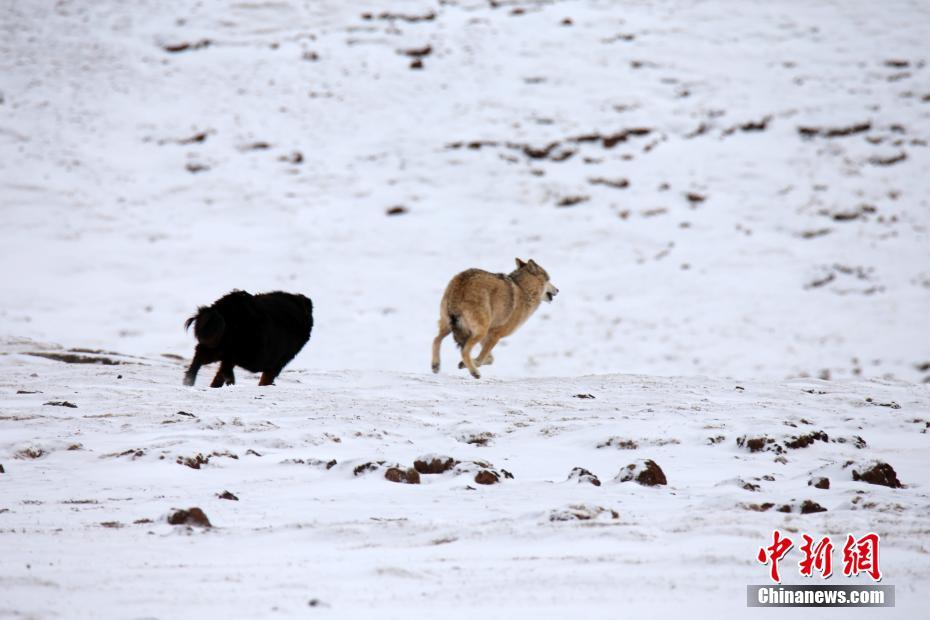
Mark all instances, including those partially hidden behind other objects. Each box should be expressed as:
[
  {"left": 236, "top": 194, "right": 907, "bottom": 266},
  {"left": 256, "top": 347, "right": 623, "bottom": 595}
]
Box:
[
  {"left": 1, "top": 0, "right": 930, "bottom": 617},
  {"left": 1, "top": 0, "right": 928, "bottom": 381},
  {"left": 1, "top": 343, "right": 928, "bottom": 618}
]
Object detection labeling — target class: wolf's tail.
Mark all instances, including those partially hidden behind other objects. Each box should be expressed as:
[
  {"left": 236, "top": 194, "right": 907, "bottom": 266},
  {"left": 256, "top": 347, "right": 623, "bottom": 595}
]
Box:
[
  {"left": 449, "top": 313, "right": 469, "bottom": 349},
  {"left": 185, "top": 307, "right": 225, "bottom": 346}
]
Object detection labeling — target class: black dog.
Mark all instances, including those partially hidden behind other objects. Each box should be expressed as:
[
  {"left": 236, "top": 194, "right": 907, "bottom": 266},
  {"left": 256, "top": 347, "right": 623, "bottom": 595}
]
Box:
[{"left": 183, "top": 290, "right": 313, "bottom": 387}]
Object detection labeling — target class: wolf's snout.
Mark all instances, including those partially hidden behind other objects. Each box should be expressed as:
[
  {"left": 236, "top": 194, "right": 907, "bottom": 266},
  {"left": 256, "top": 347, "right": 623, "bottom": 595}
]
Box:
[{"left": 545, "top": 283, "right": 559, "bottom": 302}]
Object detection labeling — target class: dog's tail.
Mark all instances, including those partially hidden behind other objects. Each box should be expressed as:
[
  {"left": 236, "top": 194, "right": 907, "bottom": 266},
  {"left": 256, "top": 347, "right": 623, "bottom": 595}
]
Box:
[
  {"left": 185, "top": 307, "right": 225, "bottom": 347},
  {"left": 449, "top": 313, "right": 469, "bottom": 349}
]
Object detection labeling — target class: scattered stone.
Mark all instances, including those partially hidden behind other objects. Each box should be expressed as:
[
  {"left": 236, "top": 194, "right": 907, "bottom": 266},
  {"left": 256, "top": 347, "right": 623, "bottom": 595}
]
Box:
[
  {"left": 777, "top": 504, "right": 792, "bottom": 513},
  {"left": 16, "top": 390, "right": 41, "bottom": 394},
  {"left": 167, "top": 507, "right": 212, "bottom": 527},
  {"left": 177, "top": 453, "right": 210, "bottom": 469},
  {"left": 26, "top": 351, "right": 122, "bottom": 365},
  {"left": 474, "top": 470, "right": 500, "bottom": 485},
  {"left": 798, "top": 122, "right": 871, "bottom": 138},
  {"left": 865, "top": 397, "right": 901, "bottom": 409},
  {"left": 134, "top": 518, "right": 154, "bottom": 524},
  {"left": 217, "top": 490, "right": 239, "bottom": 501},
  {"left": 414, "top": 455, "right": 456, "bottom": 474},
  {"left": 245, "top": 449, "right": 262, "bottom": 457},
  {"left": 869, "top": 152, "right": 907, "bottom": 166},
  {"left": 362, "top": 10, "right": 435, "bottom": 22},
  {"left": 744, "top": 502, "right": 774, "bottom": 512},
  {"left": 598, "top": 437, "right": 638, "bottom": 449},
  {"left": 409, "top": 58, "right": 423, "bottom": 70},
  {"left": 741, "top": 480, "right": 761, "bottom": 492},
  {"left": 14, "top": 447, "right": 45, "bottom": 460},
  {"left": 0, "top": 464, "right": 5, "bottom": 474},
  {"left": 809, "top": 477, "right": 830, "bottom": 489},
  {"left": 561, "top": 18, "right": 573, "bottom": 26},
  {"left": 353, "top": 461, "right": 384, "bottom": 476},
  {"left": 852, "top": 462, "right": 903, "bottom": 488},
  {"left": 567, "top": 467, "right": 601, "bottom": 486},
  {"left": 736, "top": 435, "right": 783, "bottom": 454},
  {"left": 163, "top": 40, "right": 211, "bottom": 53},
  {"left": 573, "top": 393, "right": 596, "bottom": 399},
  {"left": 685, "top": 192, "right": 706, "bottom": 204},
  {"left": 176, "top": 410, "right": 196, "bottom": 418},
  {"left": 616, "top": 459, "right": 667, "bottom": 486},
  {"left": 384, "top": 467, "right": 420, "bottom": 484},
  {"left": 279, "top": 150, "right": 303, "bottom": 164},
  {"left": 386, "top": 205, "right": 408, "bottom": 216},
  {"left": 785, "top": 431, "right": 828, "bottom": 449},
  {"left": 588, "top": 177, "right": 629, "bottom": 189},
  {"left": 556, "top": 195, "right": 589, "bottom": 208},
  {"left": 185, "top": 163, "right": 209, "bottom": 173},
  {"left": 43, "top": 401, "right": 77, "bottom": 408},
  {"left": 462, "top": 432, "right": 494, "bottom": 446},
  {"left": 550, "top": 504, "right": 619, "bottom": 521},
  {"left": 800, "top": 500, "right": 828, "bottom": 514},
  {"left": 401, "top": 45, "right": 432, "bottom": 58},
  {"left": 707, "top": 435, "right": 725, "bottom": 445}
]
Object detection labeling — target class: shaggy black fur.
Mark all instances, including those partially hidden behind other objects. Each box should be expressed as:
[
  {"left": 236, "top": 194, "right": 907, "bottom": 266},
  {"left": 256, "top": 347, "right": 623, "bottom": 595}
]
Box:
[
  {"left": 183, "top": 290, "right": 313, "bottom": 388},
  {"left": 449, "top": 313, "right": 468, "bottom": 349}
]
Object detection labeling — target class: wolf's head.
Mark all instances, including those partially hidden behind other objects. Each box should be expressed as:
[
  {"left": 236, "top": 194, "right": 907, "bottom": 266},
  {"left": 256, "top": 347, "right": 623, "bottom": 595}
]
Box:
[{"left": 514, "top": 258, "right": 559, "bottom": 303}]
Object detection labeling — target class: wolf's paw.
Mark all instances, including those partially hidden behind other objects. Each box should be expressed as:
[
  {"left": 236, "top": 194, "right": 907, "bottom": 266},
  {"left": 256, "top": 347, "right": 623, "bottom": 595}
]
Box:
[
  {"left": 431, "top": 363, "right": 440, "bottom": 374},
  {"left": 183, "top": 374, "right": 195, "bottom": 386},
  {"left": 458, "top": 361, "right": 466, "bottom": 370},
  {"left": 470, "top": 369, "right": 481, "bottom": 379}
]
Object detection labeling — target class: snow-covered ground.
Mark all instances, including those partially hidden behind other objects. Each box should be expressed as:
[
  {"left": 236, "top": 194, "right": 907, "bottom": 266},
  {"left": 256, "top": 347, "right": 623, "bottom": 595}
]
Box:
[{"left": 1, "top": 0, "right": 929, "bottom": 617}]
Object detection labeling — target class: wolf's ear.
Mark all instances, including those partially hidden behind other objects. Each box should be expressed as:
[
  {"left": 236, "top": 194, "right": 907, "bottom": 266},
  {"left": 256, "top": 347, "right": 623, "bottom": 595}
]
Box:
[{"left": 515, "top": 258, "right": 527, "bottom": 269}]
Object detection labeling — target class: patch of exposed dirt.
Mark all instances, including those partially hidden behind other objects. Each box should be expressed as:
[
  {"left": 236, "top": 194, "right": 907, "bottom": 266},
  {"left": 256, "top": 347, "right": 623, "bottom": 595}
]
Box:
[
  {"left": 567, "top": 467, "right": 601, "bottom": 486},
  {"left": 384, "top": 467, "right": 421, "bottom": 484},
  {"left": 43, "top": 401, "right": 77, "bottom": 408},
  {"left": 167, "top": 507, "right": 212, "bottom": 527},
  {"left": 414, "top": 455, "right": 457, "bottom": 474},
  {"left": 852, "top": 462, "right": 903, "bottom": 488},
  {"left": 549, "top": 504, "right": 619, "bottom": 521},
  {"left": 616, "top": 459, "right": 667, "bottom": 486}
]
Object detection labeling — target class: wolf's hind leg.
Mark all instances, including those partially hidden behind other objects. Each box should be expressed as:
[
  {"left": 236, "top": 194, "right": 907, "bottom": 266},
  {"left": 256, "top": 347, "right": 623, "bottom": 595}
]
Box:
[
  {"left": 475, "top": 333, "right": 502, "bottom": 367},
  {"left": 460, "top": 334, "right": 484, "bottom": 379},
  {"left": 432, "top": 321, "right": 451, "bottom": 373}
]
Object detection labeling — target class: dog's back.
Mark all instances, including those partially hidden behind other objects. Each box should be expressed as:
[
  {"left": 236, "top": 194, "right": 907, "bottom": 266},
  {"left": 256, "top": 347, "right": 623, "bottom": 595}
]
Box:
[{"left": 184, "top": 290, "right": 313, "bottom": 386}]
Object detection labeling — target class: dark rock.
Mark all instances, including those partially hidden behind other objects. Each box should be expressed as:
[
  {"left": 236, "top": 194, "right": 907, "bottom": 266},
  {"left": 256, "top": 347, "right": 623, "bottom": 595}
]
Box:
[
  {"left": 777, "top": 504, "right": 792, "bottom": 513},
  {"left": 573, "top": 393, "right": 596, "bottom": 399},
  {"left": 617, "top": 459, "right": 667, "bottom": 486},
  {"left": 809, "top": 477, "right": 830, "bottom": 489},
  {"left": 568, "top": 467, "right": 601, "bottom": 486},
  {"left": 0, "top": 464, "right": 5, "bottom": 474},
  {"left": 167, "top": 507, "right": 212, "bottom": 527},
  {"left": 474, "top": 470, "right": 500, "bottom": 485},
  {"left": 409, "top": 58, "right": 423, "bottom": 70},
  {"left": 744, "top": 502, "right": 774, "bottom": 512},
  {"left": 43, "top": 401, "right": 77, "bottom": 408},
  {"left": 353, "top": 461, "right": 383, "bottom": 476},
  {"left": 800, "top": 500, "right": 827, "bottom": 514},
  {"left": 414, "top": 456, "right": 456, "bottom": 475},
  {"left": 785, "top": 431, "right": 828, "bottom": 449},
  {"left": 384, "top": 467, "right": 420, "bottom": 484},
  {"left": 217, "top": 490, "right": 239, "bottom": 501},
  {"left": 852, "top": 462, "right": 903, "bottom": 488},
  {"left": 386, "top": 205, "right": 408, "bottom": 216}
]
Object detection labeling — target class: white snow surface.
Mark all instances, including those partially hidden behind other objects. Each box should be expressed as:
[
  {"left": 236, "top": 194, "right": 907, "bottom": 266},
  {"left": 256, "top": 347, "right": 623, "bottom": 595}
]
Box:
[{"left": 1, "top": 0, "right": 929, "bottom": 617}]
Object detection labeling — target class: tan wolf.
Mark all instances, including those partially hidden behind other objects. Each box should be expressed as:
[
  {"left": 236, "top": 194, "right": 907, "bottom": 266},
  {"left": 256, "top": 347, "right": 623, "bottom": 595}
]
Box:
[{"left": 431, "top": 258, "right": 559, "bottom": 378}]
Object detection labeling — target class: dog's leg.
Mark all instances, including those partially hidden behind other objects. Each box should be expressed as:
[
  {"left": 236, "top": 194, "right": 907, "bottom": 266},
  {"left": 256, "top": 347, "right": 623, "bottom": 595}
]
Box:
[
  {"left": 474, "top": 333, "right": 502, "bottom": 367},
  {"left": 460, "top": 334, "right": 484, "bottom": 379},
  {"left": 210, "top": 361, "right": 235, "bottom": 388},
  {"left": 258, "top": 369, "right": 279, "bottom": 386},
  {"left": 183, "top": 345, "right": 212, "bottom": 386},
  {"left": 431, "top": 323, "right": 451, "bottom": 373}
]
